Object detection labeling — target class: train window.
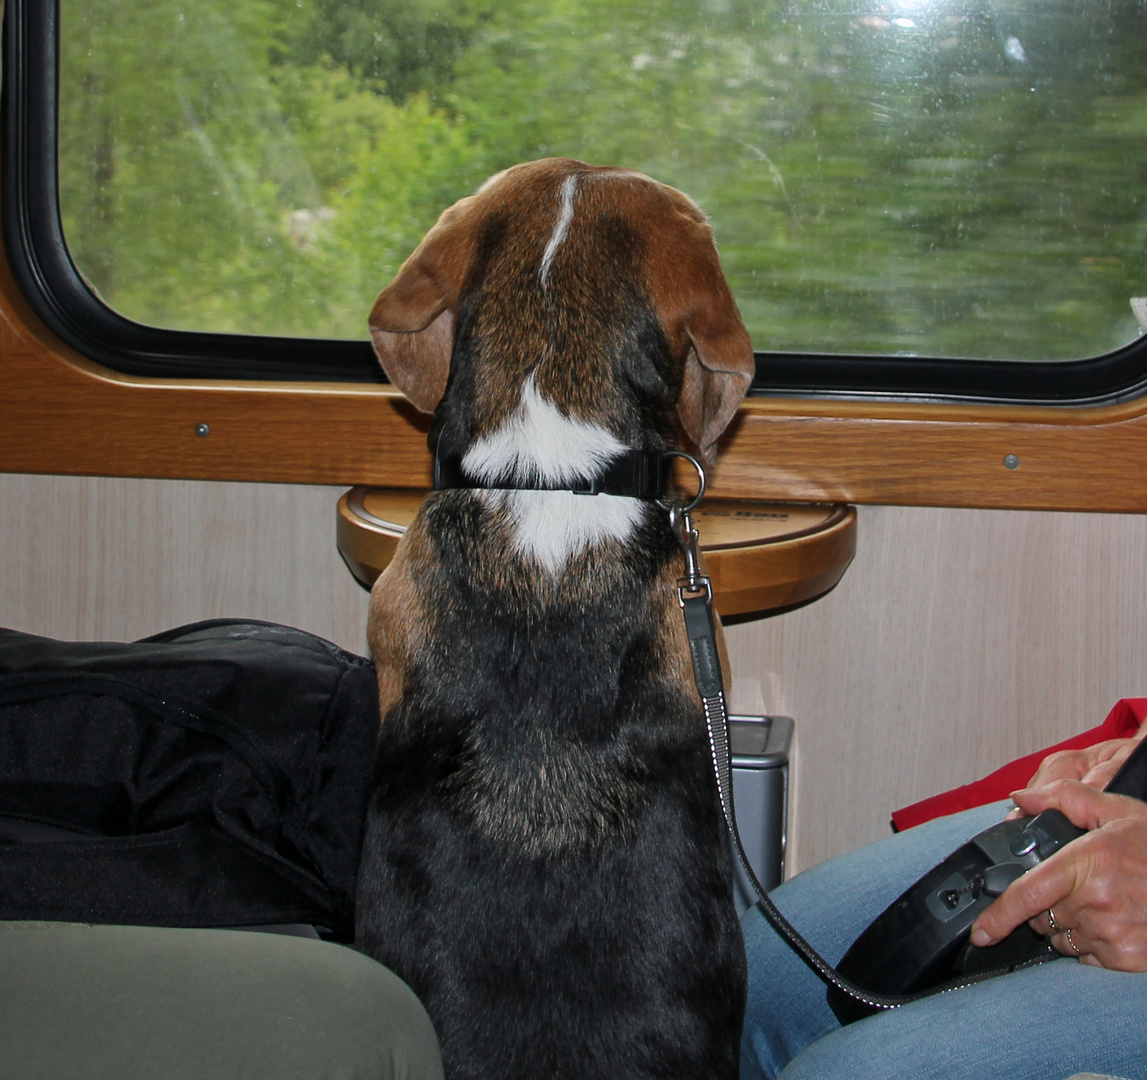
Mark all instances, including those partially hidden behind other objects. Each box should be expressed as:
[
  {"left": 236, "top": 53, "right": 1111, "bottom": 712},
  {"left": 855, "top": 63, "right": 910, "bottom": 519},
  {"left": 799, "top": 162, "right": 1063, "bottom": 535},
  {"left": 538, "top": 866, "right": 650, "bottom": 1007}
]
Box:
[{"left": 6, "top": 0, "right": 1147, "bottom": 399}]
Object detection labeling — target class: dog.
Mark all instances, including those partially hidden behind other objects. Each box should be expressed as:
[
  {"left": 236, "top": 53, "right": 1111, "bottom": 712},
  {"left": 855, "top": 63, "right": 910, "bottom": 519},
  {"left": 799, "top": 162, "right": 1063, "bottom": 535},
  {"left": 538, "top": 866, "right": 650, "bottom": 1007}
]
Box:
[{"left": 355, "top": 158, "right": 755, "bottom": 1080}]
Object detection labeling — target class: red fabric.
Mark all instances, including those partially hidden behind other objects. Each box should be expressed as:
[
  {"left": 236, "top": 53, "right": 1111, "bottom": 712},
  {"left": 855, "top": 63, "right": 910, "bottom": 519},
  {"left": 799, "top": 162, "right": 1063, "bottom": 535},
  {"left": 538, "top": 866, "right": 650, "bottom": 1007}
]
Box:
[{"left": 891, "top": 698, "right": 1147, "bottom": 831}]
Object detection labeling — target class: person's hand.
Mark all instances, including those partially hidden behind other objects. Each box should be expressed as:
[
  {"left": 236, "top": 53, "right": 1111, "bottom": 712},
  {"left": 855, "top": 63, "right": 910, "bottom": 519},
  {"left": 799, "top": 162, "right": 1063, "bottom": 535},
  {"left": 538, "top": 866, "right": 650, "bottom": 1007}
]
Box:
[
  {"left": 971, "top": 780, "right": 1147, "bottom": 971},
  {"left": 1025, "top": 724, "right": 1147, "bottom": 791}
]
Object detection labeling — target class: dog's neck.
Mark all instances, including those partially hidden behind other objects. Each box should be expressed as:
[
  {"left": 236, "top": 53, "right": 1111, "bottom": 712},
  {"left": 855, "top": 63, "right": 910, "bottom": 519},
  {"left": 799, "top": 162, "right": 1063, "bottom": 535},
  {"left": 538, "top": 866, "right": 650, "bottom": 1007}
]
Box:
[
  {"left": 459, "top": 376, "right": 633, "bottom": 490},
  {"left": 435, "top": 382, "right": 670, "bottom": 500},
  {"left": 436, "top": 375, "right": 667, "bottom": 574}
]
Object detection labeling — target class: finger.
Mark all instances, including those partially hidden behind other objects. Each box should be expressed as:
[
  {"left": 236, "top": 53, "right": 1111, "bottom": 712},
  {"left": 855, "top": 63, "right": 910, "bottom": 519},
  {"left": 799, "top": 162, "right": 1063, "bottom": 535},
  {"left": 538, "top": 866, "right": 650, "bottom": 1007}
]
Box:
[
  {"left": 1029, "top": 893, "right": 1089, "bottom": 940},
  {"left": 1087, "top": 739, "right": 1136, "bottom": 785},
  {"left": 1083, "top": 737, "right": 1141, "bottom": 789},
  {"left": 971, "top": 853, "right": 1084, "bottom": 947},
  {"left": 1050, "top": 926, "right": 1089, "bottom": 960},
  {"left": 1026, "top": 749, "right": 1090, "bottom": 788},
  {"left": 1050, "top": 917, "right": 1091, "bottom": 958},
  {"left": 1081, "top": 758, "right": 1123, "bottom": 789},
  {"left": 1030, "top": 735, "right": 1144, "bottom": 789},
  {"left": 1027, "top": 909, "right": 1057, "bottom": 938},
  {"left": 1009, "top": 779, "right": 1137, "bottom": 831}
]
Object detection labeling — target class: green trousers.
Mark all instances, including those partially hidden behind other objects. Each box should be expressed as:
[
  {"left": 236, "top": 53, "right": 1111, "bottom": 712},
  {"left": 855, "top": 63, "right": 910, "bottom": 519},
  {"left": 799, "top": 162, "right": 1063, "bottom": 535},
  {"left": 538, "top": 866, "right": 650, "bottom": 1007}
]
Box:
[{"left": 0, "top": 922, "right": 444, "bottom": 1080}]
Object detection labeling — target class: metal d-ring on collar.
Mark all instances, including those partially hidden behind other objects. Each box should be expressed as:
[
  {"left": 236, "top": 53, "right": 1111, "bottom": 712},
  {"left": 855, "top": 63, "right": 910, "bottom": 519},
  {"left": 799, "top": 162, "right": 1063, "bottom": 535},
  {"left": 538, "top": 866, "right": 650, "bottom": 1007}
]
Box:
[{"left": 657, "top": 449, "right": 706, "bottom": 513}]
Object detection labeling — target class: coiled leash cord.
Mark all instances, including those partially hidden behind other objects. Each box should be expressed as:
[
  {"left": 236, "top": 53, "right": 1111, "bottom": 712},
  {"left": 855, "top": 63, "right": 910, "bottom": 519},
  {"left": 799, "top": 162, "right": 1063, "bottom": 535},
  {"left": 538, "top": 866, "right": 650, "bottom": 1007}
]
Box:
[{"left": 665, "top": 455, "right": 1021, "bottom": 1015}]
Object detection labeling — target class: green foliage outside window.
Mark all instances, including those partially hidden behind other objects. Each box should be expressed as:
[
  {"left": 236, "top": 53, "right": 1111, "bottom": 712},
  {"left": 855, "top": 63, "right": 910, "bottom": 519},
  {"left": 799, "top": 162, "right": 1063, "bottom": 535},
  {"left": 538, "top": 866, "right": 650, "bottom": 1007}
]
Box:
[{"left": 58, "top": 0, "right": 1147, "bottom": 361}]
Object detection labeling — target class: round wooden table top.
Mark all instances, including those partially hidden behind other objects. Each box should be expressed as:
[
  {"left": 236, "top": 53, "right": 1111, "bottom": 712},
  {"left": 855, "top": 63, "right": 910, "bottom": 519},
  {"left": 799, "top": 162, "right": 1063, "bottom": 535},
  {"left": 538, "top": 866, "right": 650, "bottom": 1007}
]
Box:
[{"left": 338, "top": 487, "right": 856, "bottom": 618}]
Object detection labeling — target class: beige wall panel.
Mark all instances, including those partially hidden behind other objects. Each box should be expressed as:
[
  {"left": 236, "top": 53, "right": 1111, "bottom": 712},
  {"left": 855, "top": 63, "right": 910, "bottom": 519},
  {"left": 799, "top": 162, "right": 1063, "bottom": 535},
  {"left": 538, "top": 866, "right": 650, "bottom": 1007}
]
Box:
[
  {"left": 727, "top": 505, "right": 1147, "bottom": 874},
  {"left": 6, "top": 471, "right": 1147, "bottom": 880},
  {"left": 0, "top": 472, "right": 371, "bottom": 653}
]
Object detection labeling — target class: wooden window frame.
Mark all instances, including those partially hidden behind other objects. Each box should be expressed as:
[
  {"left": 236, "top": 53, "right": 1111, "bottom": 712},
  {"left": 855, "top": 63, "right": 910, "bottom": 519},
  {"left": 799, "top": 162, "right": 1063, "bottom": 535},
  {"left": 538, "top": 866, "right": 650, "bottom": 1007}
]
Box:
[{"left": 3, "top": 239, "right": 1147, "bottom": 512}]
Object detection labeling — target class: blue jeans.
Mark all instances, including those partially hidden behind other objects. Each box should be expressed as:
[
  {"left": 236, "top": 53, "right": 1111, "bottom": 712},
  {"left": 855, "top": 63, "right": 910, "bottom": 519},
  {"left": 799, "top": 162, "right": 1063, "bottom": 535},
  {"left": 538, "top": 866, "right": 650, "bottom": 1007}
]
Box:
[{"left": 741, "top": 802, "right": 1147, "bottom": 1080}]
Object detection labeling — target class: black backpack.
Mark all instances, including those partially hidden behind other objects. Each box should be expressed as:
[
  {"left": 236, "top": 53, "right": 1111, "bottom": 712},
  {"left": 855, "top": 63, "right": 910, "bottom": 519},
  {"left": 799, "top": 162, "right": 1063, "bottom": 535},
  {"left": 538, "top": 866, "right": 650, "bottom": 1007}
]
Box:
[{"left": 0, "top": 620, "right": 379, "bottom": 941}]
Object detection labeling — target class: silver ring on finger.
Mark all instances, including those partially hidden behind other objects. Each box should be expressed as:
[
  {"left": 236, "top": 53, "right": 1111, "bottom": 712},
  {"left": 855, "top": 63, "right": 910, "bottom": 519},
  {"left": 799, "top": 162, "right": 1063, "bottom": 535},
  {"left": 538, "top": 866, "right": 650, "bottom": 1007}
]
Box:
[
  {"left": 1064, "top": 928, "right": 1082, "bottom": 956},
  {"left": 1047, "top": 907, "right": 1063, "bottom": 934}
]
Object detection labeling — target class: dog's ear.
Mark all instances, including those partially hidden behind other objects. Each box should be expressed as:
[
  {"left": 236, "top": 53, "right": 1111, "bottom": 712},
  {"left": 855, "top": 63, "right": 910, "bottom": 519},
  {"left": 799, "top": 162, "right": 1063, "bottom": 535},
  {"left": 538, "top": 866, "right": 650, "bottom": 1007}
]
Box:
[
  {"left": 677, "top": 288, "right": 755, "bottom": 463},
  {"left": 648, "top": 210, "right": 755, "bottom": 463},
  {"left": 368, "top": 198, "right": 477, "bottom": 413}
]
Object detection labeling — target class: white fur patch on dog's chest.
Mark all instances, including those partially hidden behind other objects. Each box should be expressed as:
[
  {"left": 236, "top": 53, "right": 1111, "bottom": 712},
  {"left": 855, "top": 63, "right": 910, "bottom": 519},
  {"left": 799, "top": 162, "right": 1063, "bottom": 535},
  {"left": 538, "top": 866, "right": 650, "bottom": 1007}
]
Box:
[
  {"left": 492, "top": 489, "right": 641, "bottom": 573},
  {"left": 462, "top": 377, "right": 642, "bottom": 573}
]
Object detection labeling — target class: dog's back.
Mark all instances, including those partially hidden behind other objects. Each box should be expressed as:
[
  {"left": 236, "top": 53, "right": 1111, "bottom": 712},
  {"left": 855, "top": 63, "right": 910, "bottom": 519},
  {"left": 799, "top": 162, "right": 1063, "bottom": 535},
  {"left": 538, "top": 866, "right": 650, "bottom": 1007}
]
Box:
[{"left": 356, "top": 159, "right": 753, "bottom": 1080}]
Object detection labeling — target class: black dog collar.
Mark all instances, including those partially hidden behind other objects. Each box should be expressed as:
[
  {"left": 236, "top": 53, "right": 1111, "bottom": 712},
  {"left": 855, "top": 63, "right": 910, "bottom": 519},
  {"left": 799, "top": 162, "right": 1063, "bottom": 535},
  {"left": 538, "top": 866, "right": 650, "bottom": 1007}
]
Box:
[{"left": 433, "top": 447, "right": 674, "bottom": 500}]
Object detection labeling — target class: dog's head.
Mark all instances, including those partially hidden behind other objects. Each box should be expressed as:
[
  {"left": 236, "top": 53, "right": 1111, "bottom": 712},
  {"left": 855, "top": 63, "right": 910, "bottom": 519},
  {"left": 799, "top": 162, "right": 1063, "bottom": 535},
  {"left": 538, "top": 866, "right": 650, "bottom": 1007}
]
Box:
[{"left": 369, "top": 158, "right": 753, "bottom": 462}]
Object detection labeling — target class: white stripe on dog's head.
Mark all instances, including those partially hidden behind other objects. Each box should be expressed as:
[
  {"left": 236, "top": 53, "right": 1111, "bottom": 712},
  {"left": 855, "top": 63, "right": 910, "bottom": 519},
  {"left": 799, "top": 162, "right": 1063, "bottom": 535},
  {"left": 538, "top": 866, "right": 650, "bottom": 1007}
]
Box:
[{"left": 539, "top": 174, "right": 578, "bottom": 287}]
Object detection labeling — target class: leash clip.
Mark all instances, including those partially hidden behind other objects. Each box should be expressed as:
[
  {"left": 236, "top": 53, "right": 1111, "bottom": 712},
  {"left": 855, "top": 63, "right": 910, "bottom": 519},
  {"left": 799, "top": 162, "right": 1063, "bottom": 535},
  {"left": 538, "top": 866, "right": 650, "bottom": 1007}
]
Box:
[
  {"left": 660, "top": 451, "right": 709, "bottom": 604},
  {"left": 668, "top": 503, "right": 710, "bottom": 605}
]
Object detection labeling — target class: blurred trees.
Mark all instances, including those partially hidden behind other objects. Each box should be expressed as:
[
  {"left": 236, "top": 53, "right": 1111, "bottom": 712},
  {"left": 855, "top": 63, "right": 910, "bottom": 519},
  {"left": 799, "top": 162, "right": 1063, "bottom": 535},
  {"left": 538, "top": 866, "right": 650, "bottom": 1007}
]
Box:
[{"left": 58, "top": 0, "right": 1147, "bottom": 360}]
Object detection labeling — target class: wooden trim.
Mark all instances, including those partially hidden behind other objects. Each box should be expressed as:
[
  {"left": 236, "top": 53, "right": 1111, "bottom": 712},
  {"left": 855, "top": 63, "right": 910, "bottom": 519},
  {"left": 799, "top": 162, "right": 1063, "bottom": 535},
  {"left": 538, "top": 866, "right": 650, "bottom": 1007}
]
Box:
[
  {"left": 3, "top": 234, "right": 1147, "bottom": 510},
  {"left": 712, "top": 395, "right": 1147, "bottom": 512}
]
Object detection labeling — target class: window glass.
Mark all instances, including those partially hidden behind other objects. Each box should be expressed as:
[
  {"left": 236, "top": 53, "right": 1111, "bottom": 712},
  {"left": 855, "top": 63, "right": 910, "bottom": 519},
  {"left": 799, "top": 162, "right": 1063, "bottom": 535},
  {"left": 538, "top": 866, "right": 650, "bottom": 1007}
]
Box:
[{"left": 58, "top": 0, "right": 1147, "bottom": 360}]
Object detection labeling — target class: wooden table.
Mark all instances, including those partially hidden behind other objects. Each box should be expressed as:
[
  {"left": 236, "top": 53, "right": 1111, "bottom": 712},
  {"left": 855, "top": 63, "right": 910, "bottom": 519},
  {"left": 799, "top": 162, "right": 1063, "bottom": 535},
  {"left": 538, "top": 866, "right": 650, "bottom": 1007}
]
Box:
[{"left": 337, "top": 487, "right": 856, "bottom": 618}]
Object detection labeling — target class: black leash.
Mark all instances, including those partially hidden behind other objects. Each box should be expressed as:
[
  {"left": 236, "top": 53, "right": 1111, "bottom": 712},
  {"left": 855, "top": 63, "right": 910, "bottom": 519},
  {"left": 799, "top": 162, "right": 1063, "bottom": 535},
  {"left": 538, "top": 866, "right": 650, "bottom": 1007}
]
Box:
[{"left": 666, "top": 458, "right": 1015, "bottom": 1015}]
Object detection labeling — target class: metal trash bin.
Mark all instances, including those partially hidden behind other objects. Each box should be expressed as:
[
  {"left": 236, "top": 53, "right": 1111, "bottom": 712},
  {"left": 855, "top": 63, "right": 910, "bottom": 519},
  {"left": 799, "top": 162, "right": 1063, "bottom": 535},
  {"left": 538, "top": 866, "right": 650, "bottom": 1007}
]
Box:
[{"left": 730, "top": 715, "right": 793, "bottom": 914}]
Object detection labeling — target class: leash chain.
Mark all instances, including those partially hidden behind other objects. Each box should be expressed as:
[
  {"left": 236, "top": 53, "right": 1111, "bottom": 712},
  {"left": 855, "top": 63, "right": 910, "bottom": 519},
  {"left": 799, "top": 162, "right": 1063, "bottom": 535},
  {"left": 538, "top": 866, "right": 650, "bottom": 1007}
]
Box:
[{"left": 666, "top": 468, "right": 1018, "bottom": 1015}]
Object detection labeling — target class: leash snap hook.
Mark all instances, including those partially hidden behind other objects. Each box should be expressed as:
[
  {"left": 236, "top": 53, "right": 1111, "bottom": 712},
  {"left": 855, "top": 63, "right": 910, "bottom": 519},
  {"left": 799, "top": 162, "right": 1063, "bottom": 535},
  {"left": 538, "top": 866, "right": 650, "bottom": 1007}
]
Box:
[
  {"left": 668, "top": 503, "right": 710, "bottom": 604},
  {"left": 659, "top": 450, "right": 710, "bottom": 601}
]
